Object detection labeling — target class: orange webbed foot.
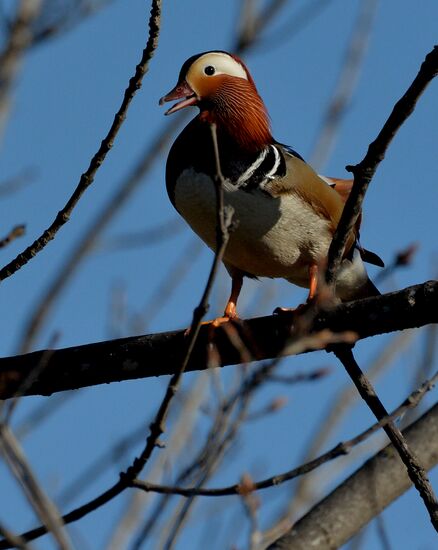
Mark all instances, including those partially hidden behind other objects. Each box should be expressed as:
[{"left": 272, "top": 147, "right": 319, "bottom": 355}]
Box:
[
  {"left": 211, "top": 312, "right": 239, "bottom": 328},
  {"left": 184, "top": 272, "right": 243, "bottom": 336}
]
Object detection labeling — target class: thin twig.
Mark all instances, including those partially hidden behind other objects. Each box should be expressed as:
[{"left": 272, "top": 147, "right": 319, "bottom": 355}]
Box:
[
  {"left": 130, "top": 366, "right": 438, "bottom": 498},
  {"left": 0, "top": 224, "right": 25, "bottom": 248},
  {"left": 0, "top": 523, "right": 31, "bottom": 550},
  {"left": 105, "top": 374, "right": 207, "bottom": 550},
  {"left": 160, "top": 392, "right": 250, "bottom": 550},
  {"left": 374, "top": 242, "right": 418, "bottom": 285},
  {"left": 149, "top": 123, "right": 233, "bottom": 550},
  {"left": 31, "top": 0, "right": 114, "bottom": 45},
  {"left": 284, "top": 330, "right": 415, "bottom": 525},
  {"left": 13, "top": 0, "right": 286, "bottom": 356},
  {"left": 248, "top": 0, "right": 335, "bottom": 53},
  {"left": 130, "top": 363, "right": 267, "bottom": 549},
  {"left": 267, "top": 367, "right": 331, "bottom": 385},
  {"left": 16, "top": 115, "right": 183, "bottom": 355},
  {"left": 402, "top": 324, "right": 438, "bottom": 428},
  {"left": 310, "top": 0, "right": 379, "bottom": 169},
  {"left": 239, "top": 474, "right": 261, "bottom": 550},
  {"left": 15, "top": 392, "right": 76, "bottom": 439},
  {"left": 267, "top": 402, "right": 438, "bottom": 550},
  {"left": 0, "top": 0, "right": 42, "bottom": 139},
  {"left": 0, "top": 0, "right": 162, "bottom": 283},
  {"left": 326, "top": 45, "right": 438, "bottom": 286},
  {"left": 334, "top": 346, "right": 438, "bottom": 531},
  {"left": 0, "top": 114, "right": 233, "bottom": 550},
  {"left": 97, "top": 218, "right": 183, "bottom": 252},
  {"left": 128, "top": 237, "right": 203, "bottom": 334},
  {"left": 234, "top": 0, "right": 287, "bottom": 52},
  {"left": 0, "top": 167, "right": 36, "bottom": 197},
  {"left": 2, "top": 332, "right": 60, "bottom": 423},
  {"left": 130, "top": 298, "right": 276, "bottom": 548},
  {"left": 0, "top": 424, "right": 72, "bottom": 549},
  {"left": 132, "top": 373, "right": 438, "bottom": 497}
]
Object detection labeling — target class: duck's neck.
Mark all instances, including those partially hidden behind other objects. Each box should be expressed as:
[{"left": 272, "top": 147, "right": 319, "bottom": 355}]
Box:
[{"left": 199, "top": 77, "right": 273, "bottom": 153}]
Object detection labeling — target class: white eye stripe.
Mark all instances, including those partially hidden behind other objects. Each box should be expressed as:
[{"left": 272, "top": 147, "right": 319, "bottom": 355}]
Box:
[{"left": 190, "top": 52, "right": 248, "bottom": 81}]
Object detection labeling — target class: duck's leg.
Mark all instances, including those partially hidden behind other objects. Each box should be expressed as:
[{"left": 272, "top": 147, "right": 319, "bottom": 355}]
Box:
[
  {"left": 307, "top": 263, "right": 318, "bottom": 301},
  {"left": 212, "top": 272, "right": 243, "bottom": 326},
  {"left": 223, "top": 273, "right": 243, "bottom": 319},
  {"left": 275, "top": 263, "right": 319, "bottom": 314},
  {"left": 185, "top": 272, "right": 243, "bottom": 335}
]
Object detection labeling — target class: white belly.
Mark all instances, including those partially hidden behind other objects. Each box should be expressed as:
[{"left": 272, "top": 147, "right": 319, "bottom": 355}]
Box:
[{"left": 174, "top": 169, "right": 334, "bottom": 287}]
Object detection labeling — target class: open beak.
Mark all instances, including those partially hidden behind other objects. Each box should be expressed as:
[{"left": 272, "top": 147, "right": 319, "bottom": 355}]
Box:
[{"left": 159, "top": 81, "right": 198, "bottom": 115}]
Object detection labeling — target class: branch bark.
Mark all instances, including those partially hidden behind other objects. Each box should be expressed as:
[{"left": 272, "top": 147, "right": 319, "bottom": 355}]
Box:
[{"left": 0, "top": 280, "right": 437, "bottom": 399}]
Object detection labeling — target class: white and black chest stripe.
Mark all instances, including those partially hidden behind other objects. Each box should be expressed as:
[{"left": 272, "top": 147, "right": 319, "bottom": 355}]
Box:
[
  {"left": 231, "top": 143, "right": 305, "bottom": 192},
  {"left": 235, "top": 145, "right": 281, "bottom": 189}
]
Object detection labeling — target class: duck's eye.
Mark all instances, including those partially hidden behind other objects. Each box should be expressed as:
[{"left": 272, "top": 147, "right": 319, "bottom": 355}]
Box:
[{"left": 204, "top": 65, "right": 215, "bottom": 76}]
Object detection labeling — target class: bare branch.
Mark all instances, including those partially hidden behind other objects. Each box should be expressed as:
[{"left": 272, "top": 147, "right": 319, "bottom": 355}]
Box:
[
  {"left": 0, "top": 424, "right": 72, "bottom": 549},
  {"left": 284, "top": 330, "right": 415, "bottom": 526},
  {"left": 249, "top": 0, "right": 335, "bottom": 53},
  {"left": 267, "top": 402, "right": 438, "bottom": 549},
  {"left": 0, "top": 224, "right": 25, "bottom": 248},
  {"left": 333, "top": 347, "right": 438, "bottom": 530},
  {"left": 0, "top": 523, "right": 32, "bottom": 550},
  {"left": 0, "top": 102, "right": 235, "bottom": 550},
  {"left": 17, "top": 115, "right": 183, "bottom": 355},
  {"left": 97, "top": 218, "right": 183, "bottom": 252},
  {"left": 130, "top": 367, "right": 438, "bottom": 498},
  {"left": 0, "top": 281, "right": 437, "bottom": 399},
  {"left": 326, "top": 44, "right": 438, "bottom": 286},
  {"left": 0, "top": 168, "right": 36, "bottom": 197},
  {"left": 31, "top": 0, "right": 114, "bottom": 45},
  {"left": 310, "top": 0, "right": 379, "bottom": 168},
  {"left": 13, "top": 0, "right": 290, "bottom": 355},
  {"left": 375, "top": 242, "right": 419, "bottom": 284},
  {"left": 0, "top": 0, "right": 162, "bottom": 283},
  {"left": 0, "top": 0, "right": 42, "bottom": 139}
]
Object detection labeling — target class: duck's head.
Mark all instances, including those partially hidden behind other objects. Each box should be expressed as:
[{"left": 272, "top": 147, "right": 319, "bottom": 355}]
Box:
[{"left": 159, "top": 51, "right": 272, "bottom": 151}]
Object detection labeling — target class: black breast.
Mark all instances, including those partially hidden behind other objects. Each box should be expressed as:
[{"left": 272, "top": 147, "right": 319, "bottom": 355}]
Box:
[{"left": 165, "top": 117, "right": 293, "bottom": 206}]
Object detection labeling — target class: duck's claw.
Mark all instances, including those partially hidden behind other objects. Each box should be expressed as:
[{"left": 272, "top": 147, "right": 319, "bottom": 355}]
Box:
[{"left": 184, "top": 313, "right": 239, "bottom": 337}]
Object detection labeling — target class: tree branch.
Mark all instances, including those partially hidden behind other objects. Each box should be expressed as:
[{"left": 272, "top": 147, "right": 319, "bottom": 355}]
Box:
[
  {"left": 326, "top": 44, "right": 438, "bottom": 286},
  {"left": 333, "top": 346, "right": 438, "bottom": 530},
  {"left": 0, "top": 98, "right": 236, "bottom": 550},
  {"left": 0, "top": 281, "right": 437, "bottom": 399},
  {"left": 0, "top": 0, "right": 162, "bottom": 283},
  {"left": 0, "top": 225, "right": 25, "bottom": 249},
  {"left": 0, "top": 0, "right": 42, "bottom": 140},
  {"left": 129, "top": 365, "right": 438, "bottom": 498},
  {"left": 267, "top": 402, "right": 438, "bottom": 549}
]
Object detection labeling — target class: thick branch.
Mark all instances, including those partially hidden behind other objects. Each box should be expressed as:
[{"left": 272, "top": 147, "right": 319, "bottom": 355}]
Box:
[
  {"left": 268, "top": 402, "right": 438, "bottom": 549},
  {"left": 0, "top": 281, "right": 437, "bottom": 399}
]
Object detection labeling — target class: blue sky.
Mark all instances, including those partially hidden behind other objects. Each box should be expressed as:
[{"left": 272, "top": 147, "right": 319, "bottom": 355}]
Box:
[{"left": 0, "top": 0, "right": 438, "bottom": 548}]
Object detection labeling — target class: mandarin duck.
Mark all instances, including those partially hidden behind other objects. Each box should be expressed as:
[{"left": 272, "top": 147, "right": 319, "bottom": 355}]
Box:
[{"left": 160, "top": 51, "right": 382, "bottom": 321}]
